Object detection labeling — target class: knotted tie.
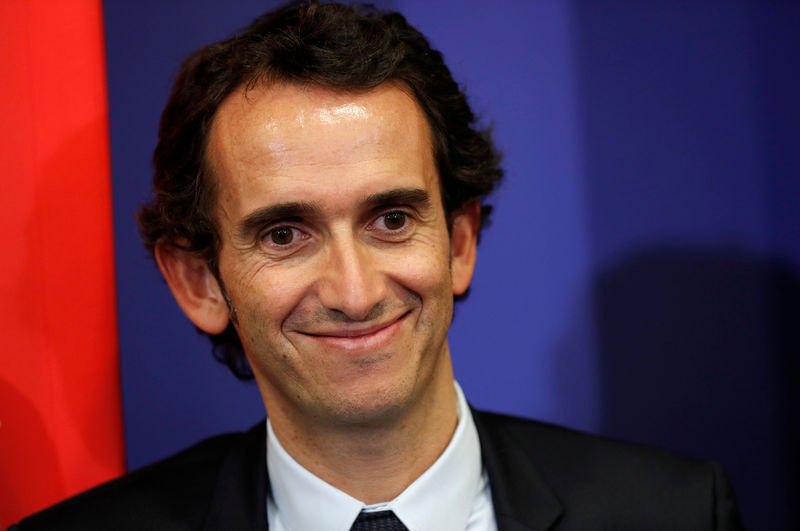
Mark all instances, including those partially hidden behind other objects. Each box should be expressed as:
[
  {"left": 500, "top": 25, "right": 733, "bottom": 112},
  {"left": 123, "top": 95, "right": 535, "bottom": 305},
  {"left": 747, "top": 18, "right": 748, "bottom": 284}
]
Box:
[{"left": 350, "top": 510, "right": 408, "bottom": 531}]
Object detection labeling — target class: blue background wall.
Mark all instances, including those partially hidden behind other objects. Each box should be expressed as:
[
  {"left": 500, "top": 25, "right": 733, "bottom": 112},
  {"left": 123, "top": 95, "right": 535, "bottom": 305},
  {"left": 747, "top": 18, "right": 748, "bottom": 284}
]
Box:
[{"left": 103, "top": 2, "right": 799, "bottom": 529}]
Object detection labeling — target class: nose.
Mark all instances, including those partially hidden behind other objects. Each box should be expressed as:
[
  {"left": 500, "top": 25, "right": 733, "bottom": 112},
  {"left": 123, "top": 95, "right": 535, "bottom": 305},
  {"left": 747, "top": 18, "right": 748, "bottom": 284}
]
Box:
[{"left": 317, "top": 233, "right": 387, "bottom": 321}]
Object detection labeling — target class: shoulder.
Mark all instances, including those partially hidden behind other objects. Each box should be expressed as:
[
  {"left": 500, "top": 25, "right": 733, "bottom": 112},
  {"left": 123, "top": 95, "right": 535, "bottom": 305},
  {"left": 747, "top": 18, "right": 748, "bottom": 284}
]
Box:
[
  {"left": 475, "top": 408, "right": 707, "bottom": 474},
  {"left": 11, "top": 423, "right": 265, "bottom": 531},
  {"left": 472, "top": 409, "right": 744, "bottom": 530}
]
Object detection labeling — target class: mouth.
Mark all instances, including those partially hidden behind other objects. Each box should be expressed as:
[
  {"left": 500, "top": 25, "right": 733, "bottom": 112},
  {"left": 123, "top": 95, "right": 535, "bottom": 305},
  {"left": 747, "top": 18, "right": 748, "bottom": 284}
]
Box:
[{"left": 297, "top": 312, "right": 410, "bottom": 352}]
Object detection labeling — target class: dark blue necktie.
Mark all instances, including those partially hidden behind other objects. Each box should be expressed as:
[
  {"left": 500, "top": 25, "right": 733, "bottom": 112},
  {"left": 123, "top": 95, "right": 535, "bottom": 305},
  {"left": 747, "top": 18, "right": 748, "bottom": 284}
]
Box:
[{"left": 350, "top": 510, "right": 408, "bottom": 531}]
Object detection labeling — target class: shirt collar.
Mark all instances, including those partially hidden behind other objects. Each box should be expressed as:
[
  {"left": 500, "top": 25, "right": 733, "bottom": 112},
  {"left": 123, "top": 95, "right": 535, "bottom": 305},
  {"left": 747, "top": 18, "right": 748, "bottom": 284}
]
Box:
[{"left": 266, "top": 381, "right": 484, "bottom": 531}]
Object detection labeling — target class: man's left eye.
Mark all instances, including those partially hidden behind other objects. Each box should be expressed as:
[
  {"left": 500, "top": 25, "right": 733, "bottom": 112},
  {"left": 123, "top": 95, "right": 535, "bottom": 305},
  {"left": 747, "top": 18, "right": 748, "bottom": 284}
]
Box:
[{"left": 381, "top": 211, "right": 407, "bottom": 231}]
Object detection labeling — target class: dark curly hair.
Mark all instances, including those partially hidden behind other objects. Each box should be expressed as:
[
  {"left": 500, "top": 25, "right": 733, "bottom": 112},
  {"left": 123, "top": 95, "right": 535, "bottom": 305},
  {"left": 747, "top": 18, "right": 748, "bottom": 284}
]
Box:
[{"left": 137, "top": 1, "right": 503, "bottom": 379}]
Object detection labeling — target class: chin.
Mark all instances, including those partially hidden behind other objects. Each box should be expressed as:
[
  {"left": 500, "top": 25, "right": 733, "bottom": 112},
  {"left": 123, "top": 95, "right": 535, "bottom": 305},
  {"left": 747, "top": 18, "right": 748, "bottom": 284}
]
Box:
[{"left": 320, "top": 378, "right": 417, "bottom": 427}]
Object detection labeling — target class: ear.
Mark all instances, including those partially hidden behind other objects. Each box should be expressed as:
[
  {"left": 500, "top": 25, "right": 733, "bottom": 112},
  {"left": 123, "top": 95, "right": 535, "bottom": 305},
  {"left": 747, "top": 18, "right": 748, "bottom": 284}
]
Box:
[
  {"left": 450, "top": 200, "right": 481, "bottom": 296},
  {"left": 154, "top": 243, "right": 230, "bottom": 335}
]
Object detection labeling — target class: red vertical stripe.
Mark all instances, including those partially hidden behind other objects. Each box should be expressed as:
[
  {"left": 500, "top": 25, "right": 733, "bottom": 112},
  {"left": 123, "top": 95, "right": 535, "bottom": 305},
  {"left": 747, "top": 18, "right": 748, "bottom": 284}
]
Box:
[{"left": 0, "top": 0, "right": 125, "bottom": 525}]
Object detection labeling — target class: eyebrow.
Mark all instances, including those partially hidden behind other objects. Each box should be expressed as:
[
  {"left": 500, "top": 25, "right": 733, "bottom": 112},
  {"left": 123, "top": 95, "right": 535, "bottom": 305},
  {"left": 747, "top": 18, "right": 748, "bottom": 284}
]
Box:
[
  {"left": 362, "top": 187, "right": 432, "bottom": 211},
  {"left": 235, "top": 187, "right": 433, "bottom": 242},
  {"left": 236, "top": 201, "right": 320, "bottom": 242}
]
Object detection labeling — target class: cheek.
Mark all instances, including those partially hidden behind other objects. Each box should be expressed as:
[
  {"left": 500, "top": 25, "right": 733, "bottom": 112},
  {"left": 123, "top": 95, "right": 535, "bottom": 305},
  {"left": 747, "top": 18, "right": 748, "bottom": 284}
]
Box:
[
  {"left": 230, "top": 263, "right": 311, "bottom": 334},
  {"left": 232, "top": 277, "right": 301, "bottom": 375},
  {"left": 389, "top": 242, "right": 452, "bottom": 300}
]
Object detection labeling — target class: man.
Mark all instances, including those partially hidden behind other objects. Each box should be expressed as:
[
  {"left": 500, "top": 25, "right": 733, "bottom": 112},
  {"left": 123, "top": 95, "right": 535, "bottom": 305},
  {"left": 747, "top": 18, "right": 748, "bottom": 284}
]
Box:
[{"left": 14, "top": 2, "right": 744, "bottom": 530}]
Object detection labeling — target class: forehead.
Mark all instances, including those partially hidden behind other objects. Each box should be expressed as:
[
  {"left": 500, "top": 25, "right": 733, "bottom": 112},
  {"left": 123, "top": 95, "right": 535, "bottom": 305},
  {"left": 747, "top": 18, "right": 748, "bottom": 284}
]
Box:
[{"left": 205, "top": 82, "right": 438, "bottom": 217}]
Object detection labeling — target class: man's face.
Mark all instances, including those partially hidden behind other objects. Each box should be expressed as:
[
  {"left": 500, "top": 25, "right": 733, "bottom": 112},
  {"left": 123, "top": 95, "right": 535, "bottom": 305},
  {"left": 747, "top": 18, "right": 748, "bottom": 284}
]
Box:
[{"left": 204, "top": 82, "right": 477, "bottom": 429}]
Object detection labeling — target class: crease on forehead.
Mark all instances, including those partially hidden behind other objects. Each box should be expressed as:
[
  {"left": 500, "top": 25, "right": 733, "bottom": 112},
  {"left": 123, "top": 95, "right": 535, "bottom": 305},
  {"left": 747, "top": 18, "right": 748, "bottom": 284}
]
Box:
[
  {"left": 205, "top": 80, "right": 437, "bottom": 226},
  {"left": 220, "top": 80, "right": 426, "bottom": 138},
  {"left": 208, "top": 81, "right": 433, "bottom": 174}
]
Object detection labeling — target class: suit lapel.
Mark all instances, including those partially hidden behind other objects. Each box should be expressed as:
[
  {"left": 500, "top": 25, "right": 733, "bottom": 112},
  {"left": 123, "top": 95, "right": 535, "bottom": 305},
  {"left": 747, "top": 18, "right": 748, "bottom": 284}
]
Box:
[
  {"left": 202, "top": 421, "right": 269, "bottom": 531},
  {"left": 196, "top": 411, "right": 563, "bottom": 531},
  {"left": 472, "top": 409, "right": 564, "bottom": 531}
]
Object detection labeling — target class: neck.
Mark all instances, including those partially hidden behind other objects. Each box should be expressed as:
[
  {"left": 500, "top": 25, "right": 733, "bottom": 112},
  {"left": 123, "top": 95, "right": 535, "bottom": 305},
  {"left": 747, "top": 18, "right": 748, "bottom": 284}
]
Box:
[{"left": 263, "top": 350, "right": 458, "bottom": 504}]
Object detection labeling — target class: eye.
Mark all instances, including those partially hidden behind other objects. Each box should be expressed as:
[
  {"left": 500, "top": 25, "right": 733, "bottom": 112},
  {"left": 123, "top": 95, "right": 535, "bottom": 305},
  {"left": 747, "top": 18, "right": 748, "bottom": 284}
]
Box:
[
  {"left": 264, "top": 226, "right": 300, "bottom": 246},
  {"left": 367, "top": 210, "right": 414, "bottom": 240},
  {"left": 382, "top": 211, "right": 407, "bottom": 231}
]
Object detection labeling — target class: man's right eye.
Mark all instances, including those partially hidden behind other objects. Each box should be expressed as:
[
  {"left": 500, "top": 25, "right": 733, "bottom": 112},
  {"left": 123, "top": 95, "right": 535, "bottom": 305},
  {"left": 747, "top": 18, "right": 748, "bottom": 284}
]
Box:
[{"left": 266, "top": 226, "right": 295, "bottom": 246}]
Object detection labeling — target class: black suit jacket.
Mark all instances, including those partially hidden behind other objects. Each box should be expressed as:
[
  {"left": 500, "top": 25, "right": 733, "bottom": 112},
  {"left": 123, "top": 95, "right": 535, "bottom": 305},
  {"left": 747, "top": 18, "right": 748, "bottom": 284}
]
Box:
[{"left": 11, "top": 410, "right": 745, "bottom": 530}]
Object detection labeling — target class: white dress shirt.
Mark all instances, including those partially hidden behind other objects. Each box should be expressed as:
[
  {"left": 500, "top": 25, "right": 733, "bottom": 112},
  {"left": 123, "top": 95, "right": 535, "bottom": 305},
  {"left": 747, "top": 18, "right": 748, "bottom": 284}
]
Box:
[{"left": 266, "top": 382, "right": 497, "bottom": 531}]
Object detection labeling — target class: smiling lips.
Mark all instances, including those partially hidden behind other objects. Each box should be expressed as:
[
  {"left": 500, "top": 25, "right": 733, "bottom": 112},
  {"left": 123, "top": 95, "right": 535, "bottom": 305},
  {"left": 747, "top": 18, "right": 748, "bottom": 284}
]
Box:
[{"left": 300, "top": 313, "right": 408, "bottom": 352}]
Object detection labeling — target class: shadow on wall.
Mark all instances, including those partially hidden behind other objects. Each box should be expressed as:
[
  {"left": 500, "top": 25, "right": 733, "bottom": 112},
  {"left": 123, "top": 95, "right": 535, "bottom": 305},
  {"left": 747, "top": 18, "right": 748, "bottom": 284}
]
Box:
[{"left": 592, "top": 246, "right": 798, "bottom": 531}]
